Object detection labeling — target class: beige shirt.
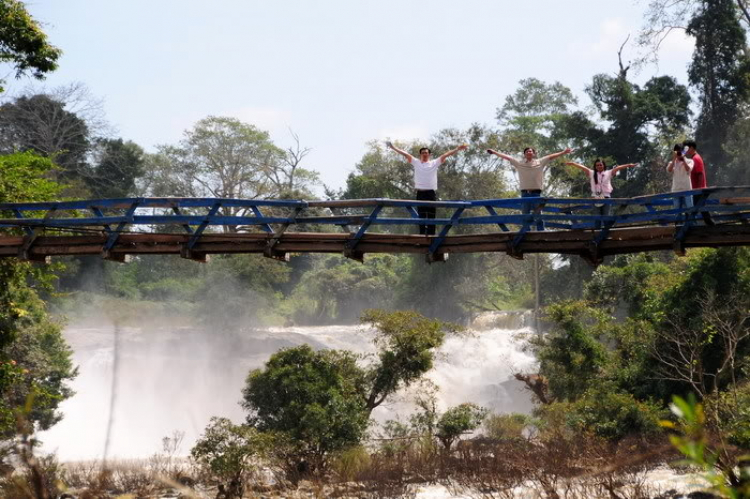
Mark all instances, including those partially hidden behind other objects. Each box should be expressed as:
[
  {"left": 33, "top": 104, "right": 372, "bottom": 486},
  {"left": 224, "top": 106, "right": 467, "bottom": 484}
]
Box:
[{"left": 507, "top": 156, "right": 553, "bottom": 191}]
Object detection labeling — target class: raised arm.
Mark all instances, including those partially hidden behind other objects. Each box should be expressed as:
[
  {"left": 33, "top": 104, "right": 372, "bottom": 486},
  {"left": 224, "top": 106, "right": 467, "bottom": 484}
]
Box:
[
  {"left": 438, "top": 144, "right": 468, "bottom": 163},
  {"left": 486, "top": 149, "right": 516, "bottom": 162},
  {"left": 564, "top": 161, "right": 592, "bottom": 174},
  {"left": 541, "top": 147, "right": 574, "bottom": 162},
  {"left": 612, "top": 163, "right": 638, "bottom": 173},
  {"left": 386, "top": 141, "right": 414, "bottom": 162}
]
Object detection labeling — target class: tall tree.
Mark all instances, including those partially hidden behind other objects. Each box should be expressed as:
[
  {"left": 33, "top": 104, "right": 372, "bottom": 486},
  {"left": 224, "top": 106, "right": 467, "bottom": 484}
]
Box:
[
  {"left": 0, "top": 0, "right": 61, "bottom": 91},
  {"left": 0, "top": 93, "right": 90, "bottom": 184},
  {"left": 566, "top": 67, "right": 691, "bottom": 197},
  {"left": 687, "top": 0, "right": 750, "bottom": 181},
  {"left": 147, "top": 117, "right": 301, "bottom": 226},
  {"left": 495, "top": 78, "right": 577, "bottom": 195},
  {"left": 87, "top": 138, "right": 145, "bottom": 199},
  {"left": 0, "top": 152, "right": 76, "bottom": 438}
]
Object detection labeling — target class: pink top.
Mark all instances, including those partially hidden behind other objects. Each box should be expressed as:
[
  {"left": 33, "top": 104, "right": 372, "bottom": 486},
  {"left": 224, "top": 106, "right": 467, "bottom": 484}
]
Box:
[{"left": 584, "top": 169, "right": 617, "bottom": 197}]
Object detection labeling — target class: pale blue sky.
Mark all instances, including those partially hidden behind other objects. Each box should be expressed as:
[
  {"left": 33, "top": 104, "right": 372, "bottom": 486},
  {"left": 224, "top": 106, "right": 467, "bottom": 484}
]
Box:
[{"left": 21, "top": 0, "right": 694, "bottom": 192}]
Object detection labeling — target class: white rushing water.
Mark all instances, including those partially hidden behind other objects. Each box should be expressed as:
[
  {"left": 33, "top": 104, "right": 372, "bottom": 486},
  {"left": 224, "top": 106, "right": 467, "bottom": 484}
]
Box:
[{"left": 40, "top": 311, "right": 537, "bottom": 461}]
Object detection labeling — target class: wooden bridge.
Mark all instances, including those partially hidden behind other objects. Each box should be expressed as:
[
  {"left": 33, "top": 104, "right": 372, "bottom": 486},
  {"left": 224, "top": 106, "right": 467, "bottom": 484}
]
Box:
[{"left": 1, "top": 187, "right": 750, "bottom": 265}]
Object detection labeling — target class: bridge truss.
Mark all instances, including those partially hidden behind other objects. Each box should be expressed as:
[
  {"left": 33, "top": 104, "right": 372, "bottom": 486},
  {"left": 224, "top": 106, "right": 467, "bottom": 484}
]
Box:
[{"left": 1, "top": 187, "right": 750, "bottom": 265}]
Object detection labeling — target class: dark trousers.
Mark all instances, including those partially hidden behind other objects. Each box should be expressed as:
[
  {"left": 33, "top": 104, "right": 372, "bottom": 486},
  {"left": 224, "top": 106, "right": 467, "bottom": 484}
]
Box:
[
  {"left": 521, "top": 189, "right": 544, "bottom": 231},
  {"left": 416, "top": 189, "right": 437, "bottom": 235},
  {"left": 692, "top": 194, "right": 715, "bottom": 226},
  {"left": 594, "top": 196, "right": 611, "bottom": 229}
]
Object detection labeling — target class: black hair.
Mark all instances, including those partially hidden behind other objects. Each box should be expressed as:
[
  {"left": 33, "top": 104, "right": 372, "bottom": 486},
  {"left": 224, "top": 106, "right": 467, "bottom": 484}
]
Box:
[
  {"left": 684, "top": 140, "right": 697, "bottom": 149},
  {"left": 419, "top": 147, "right": 430, "bottom": 154},
  {"left": 523, "top": 147, "right": 535, "bottom": 155},
  {"left": 592, "top": 158, "right": 606, "bottom": 184}
]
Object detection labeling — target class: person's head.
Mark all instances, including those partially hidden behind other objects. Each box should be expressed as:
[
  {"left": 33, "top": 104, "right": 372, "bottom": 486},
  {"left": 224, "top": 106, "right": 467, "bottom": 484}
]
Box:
[
  {"left": 593, "top": 158, "right": 607, "bottom": 172},
  {"left": 673, "top": 143, "right": 684, "bottom": 157},
  {"left": 523, "top": 147, "right": 536, "bottom": 160},
  {"left": 683, "top": 140, "right": 697, "bottom": 154},
  {"left": 419, "top": 147, "right": 431, "bottom": 161}
]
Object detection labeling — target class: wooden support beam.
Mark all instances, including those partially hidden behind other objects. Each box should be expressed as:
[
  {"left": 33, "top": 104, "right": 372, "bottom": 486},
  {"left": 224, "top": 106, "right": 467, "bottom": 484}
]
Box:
[{"left": 180, "top": 246, "right": 210, "bottom": 263}]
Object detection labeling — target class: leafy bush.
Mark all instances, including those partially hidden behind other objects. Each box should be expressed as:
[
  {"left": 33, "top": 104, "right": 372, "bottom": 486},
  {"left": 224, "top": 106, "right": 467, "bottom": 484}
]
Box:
[
  {"left": 436, "top": 403, "right": 488, "bottom": 450},
  {"left": 538, "top": 387, "right": 663, "bottom": 441},
  {"left": 483, "top": 413, "right": 535, "bottom": 442},
  {"left": 190, "top": 417, "right": 266, "bottom": 499}
]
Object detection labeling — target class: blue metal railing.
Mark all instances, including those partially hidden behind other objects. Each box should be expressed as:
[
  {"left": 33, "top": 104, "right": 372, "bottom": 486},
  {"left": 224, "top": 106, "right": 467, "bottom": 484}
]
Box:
[{"left": 1, "top": 186, "right": 749, "bottom": 260}]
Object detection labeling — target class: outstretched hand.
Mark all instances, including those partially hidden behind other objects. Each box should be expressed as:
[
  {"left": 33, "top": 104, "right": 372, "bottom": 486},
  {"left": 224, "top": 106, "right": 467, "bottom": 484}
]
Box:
[
  {"left": 385, "top": 140, "right": 394, "bottom": 149},
  {"left": 563, "top": 147, "right": 574, "bottom": 154},
  {"left": 458, "top": 144, "right": 468, "bottom": 151}
]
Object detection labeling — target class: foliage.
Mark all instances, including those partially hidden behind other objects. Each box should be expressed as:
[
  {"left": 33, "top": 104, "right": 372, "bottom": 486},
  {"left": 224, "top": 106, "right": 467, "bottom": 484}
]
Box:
[
  {"left": 435, "top": 403, "right": 488, "bottom": 450},
  {"left": 560, "top": 386, "right": 663, "bottom": 440},
  {"left": 0, "top": 0, "right": 61, "bottom": 90},
  {"left": 706, "top": 383, "right": 750, "bottom": 449},
  {"left": 482, "top": 413, "right": 535, "bottom": 442},
  {"left": 86, "top": 138, "right": 145, "bottom": 198},
  {"left": 687, "top": 0, "right": 750, "bottom": 180},
  {"left": 567, "top": 71, "right": 691, "bottom": 197},
  {"left": 191, "top": 417, "right": 267, "bottom": 499},
  {"left": 663, "top": 394, "right": 750, "bottom": 498},
  {"left": 286, "top": 254, "right": 406, "bottom": 324},
  {"left": 536, "top": 301, "right": 610, "bottom": 401},
  {"left": 240, "top": 310, "right": 452, "bottom": 477},
  {"left": 146, "top": 116, "right": 292, "bottom": 210},
  {"left": 361, "top": 309, "right": 456, "bottom": 412},
  {"left": 242, "top": 345, "right": 369, "bottom": 475},
  {"left": 0, "top": 93, "right": 90, "bottom": 186},
  {"left": 0, "top": 153, "right": 75, "bottom": 439}
]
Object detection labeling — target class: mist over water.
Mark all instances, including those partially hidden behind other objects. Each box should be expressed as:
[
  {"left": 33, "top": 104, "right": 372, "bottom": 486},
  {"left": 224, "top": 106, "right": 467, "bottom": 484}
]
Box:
[{"left": 41, "top": 311, "right": 537, "bottom": 461}]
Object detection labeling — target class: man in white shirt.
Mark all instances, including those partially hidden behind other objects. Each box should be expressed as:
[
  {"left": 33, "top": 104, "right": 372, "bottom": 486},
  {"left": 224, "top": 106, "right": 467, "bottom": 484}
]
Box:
[
  {"left": 667, "top": 144, "right": 694, "bottom": 220},
  {"left": 387, "top": 142, "right": 467, "bottom": 235},
  {"left": 486, "top": 146, "right": 573, "bottom": 230}
]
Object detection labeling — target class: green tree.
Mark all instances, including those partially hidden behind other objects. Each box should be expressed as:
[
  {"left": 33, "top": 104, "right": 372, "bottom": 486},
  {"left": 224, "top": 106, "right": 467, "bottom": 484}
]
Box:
[
  {"left": 536, "top": 301, "right": 610, "bottom": 401},
  {"left": 687, "top": 0, "right": 750, "bottom": 181},
  {"left": 495, "top": 78, "right": 577, "bottom": 195},
  {"left": 435, "top": 403, "right": 488, "bottom": 451},
  {"left": 191, "top": 417, "right": 267, "bottom": 499},
  {"left": 0, "top": 153, "right": 76, "bottom": 437},
  {"left": 149, "top": 116, "right": 285, "bottom": 207},
  {"left": 242, "top": 345, "right": 369, "bottom": 476},
  {"left": 87, "top": 138, "right": 145, "bottom": 198},
  {"left": 241, "top": 310, "right": 453, "bottom": 476},
  {"left": 0, "top": 93, "right": 90, "bottom": 186},
  {"left": 569, "top": 70, "right": 691, "bottom": 197},
  {"left": 0, "top": 0, "right": 61, "bottom": 91}
]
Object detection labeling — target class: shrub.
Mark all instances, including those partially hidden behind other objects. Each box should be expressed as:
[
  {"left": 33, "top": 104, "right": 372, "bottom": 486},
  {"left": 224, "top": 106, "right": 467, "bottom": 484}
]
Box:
[
  {"left": 190, "top": 417, "right": 266, "bottom": 499},
  {"left": 483, "top": 413, "right": 535, "bottom": 442}
]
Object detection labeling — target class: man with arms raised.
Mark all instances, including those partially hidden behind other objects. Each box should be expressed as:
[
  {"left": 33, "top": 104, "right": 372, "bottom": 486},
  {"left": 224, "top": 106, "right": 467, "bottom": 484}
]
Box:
[
  {"left": 486, "top": 146, "right": 573, "bottom": 230},
  {"left": 387, "top": 141, "right": 467, "bottom": 235}
]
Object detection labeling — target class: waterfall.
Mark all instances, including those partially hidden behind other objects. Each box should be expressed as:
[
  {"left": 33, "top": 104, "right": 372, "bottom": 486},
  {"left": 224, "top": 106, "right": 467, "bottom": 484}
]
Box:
[{"left": 41, "top": 312, "right": 537, "bottom": 461}]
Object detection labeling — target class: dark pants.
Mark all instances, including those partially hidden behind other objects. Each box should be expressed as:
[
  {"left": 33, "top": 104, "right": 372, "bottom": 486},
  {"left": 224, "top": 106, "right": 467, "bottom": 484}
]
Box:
[
  {"left": 416, "top": 189, "right": 437, "bottom": 235},
  {"left": 692, "top": 194, "right": 715, "bottom": 226},
  {"left": 521, "top": 189, "right": 544, "bottom": 231},
  {"left": 594, "top": 196, "right": 611, "bottom": 229}
]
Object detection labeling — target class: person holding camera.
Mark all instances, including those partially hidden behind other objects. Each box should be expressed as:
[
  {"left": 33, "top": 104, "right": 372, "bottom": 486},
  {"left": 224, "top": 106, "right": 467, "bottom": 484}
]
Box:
[
  {"left": 667, "top": 144, "right": 694, "bottom": 217},
  {"left": 486, "top": 146, "right": 574, "bottom": 230},
  {"left": 386, "top": 141, "right": 467, "bottom": 235}
]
